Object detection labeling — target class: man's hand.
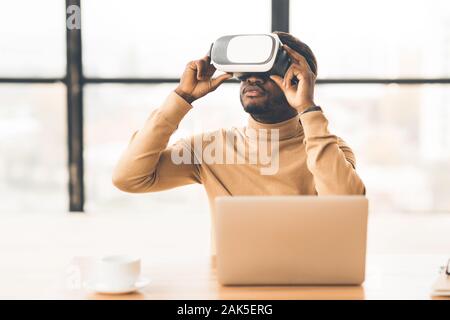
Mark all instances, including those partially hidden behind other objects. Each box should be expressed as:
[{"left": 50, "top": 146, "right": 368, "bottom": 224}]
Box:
[
  {"left": 270, "top": 45, "right": 317, "bottom": 113},
  {"left": 175, "top": 55, "right": 233, "bottom": 104}
]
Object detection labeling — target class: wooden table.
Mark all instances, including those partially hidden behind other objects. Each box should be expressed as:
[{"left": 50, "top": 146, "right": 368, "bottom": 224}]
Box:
[{"left": 0, "top": 209, "right": 449, "bottom": 299}]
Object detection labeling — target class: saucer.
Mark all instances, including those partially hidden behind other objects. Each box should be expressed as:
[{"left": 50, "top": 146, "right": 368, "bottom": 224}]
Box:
[{"left": 84, "top": 277, "right": 150, "bottom": 294}]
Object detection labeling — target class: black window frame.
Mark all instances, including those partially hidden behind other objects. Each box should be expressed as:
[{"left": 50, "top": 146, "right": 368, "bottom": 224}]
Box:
[{"left": 0, "top": 0, "right": 449, "bottom": 212}]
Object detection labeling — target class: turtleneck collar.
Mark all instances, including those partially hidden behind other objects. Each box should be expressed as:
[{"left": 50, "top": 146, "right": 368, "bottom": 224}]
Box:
[{"left": 246, "top": 114, "right": 304, "bottom": 140}]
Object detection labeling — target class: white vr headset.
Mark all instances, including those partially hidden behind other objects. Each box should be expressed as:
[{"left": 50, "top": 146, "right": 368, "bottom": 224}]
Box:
[{"left": 208, "top": 33, "right": 296, "bottom": 83}]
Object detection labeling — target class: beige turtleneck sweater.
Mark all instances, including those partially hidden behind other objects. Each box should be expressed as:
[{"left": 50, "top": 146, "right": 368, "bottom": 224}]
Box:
[{"left": 112, "top": 91, "right": 366, "bottom": 255}]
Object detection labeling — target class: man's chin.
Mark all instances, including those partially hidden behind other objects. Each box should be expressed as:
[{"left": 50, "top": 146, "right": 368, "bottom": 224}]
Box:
[
  {"left": 243, "top": 104, "right": 270, "bottom": 115},
  {"left": 240, "top": 95, "right": 271, "bottom": 114}
]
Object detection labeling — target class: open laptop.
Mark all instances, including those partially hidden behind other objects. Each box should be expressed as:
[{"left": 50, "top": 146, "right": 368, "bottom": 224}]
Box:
[{"left": 215, "top": 196, "right": 368, "bottom": 286}]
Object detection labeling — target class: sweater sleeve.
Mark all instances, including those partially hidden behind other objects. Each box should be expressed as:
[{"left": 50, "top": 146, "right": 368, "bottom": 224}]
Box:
[
  {"left": 300, "top": 110, "right": 366, "bottom": 195},
  {"left": 112, "top": 91, "right": 202, "bottom": 193}
]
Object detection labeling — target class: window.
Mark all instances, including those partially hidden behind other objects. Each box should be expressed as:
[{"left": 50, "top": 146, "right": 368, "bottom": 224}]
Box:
[
  {"left": 0, "top": 1, "right": 66, "bottom": 77},
  {"left": 82, "top": 0, "right": 271, "bottom": 78},
  {"left": 0, "top": 0, "right": 67, "bottom": 213},
  {"left": 290, "top": 0, "right": 450, "bottom": 78},
  {"left": 0, "top": 84, "right": 67, "bottom": 213},
  {"left": 1, "top": 0, "right": 449, "bottom": 213}
]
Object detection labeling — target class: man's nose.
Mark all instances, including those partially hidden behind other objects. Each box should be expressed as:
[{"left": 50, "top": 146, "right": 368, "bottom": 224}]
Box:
[{"left": 245, "top": 75, "right": 265, "bottom": 85}]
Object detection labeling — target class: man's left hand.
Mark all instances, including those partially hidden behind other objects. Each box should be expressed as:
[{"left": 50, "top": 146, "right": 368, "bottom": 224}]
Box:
[{"left": 270, "top": 45, "right": 317, "bottom": 113}]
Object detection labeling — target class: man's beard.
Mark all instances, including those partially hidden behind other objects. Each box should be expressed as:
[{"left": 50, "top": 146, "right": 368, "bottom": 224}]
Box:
[
  {"left": 240, "top": 93, "right": 287, "bottom": 115},
  {"left": 243, "top": 103, "right": 273, "bottom": 115}
]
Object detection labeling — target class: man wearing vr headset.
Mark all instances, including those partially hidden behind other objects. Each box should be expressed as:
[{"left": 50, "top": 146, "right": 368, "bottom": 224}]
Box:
[{"left": 112, "top": 32, "right": 366, "bottom": 254}]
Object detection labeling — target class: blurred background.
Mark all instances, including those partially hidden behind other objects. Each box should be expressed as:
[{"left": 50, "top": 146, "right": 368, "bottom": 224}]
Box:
[{"left": 0, "top": 0, "right": 449, "bottom": 215}]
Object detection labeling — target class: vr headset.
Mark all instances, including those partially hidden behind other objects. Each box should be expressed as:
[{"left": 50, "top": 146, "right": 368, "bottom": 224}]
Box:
[{"left": 208, "top": 33, "right": 297, "bottom": 84}]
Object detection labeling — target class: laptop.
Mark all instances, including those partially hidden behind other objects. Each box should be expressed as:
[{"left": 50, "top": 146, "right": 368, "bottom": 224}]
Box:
[{"left": 215, "top": 196, "right": 368, "bottom": 285}]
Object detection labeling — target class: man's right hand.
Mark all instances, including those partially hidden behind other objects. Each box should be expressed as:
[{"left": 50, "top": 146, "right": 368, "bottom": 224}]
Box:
[{"left": 175, "top": 55, "right": 233, "bottom": 104}]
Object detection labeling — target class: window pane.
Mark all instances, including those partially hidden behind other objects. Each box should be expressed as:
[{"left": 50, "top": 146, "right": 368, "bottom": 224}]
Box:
[
  {"left": 290, "top": 0, "right": 450, "bottom": 78},
  {"left": 84, "top": 83, "right": 244, "bottom": 213},
  {"left": 82, "top": 0, "right": 271, "bottom": 78},
  {"left": 0, "top": 84, "right": 68, "bottom": 213},
  {"left": 0, "top": 1, "right": 66, "bottom": 77},
  {"left": 316, "top": 84, "right": 450, "bottom": 212}
]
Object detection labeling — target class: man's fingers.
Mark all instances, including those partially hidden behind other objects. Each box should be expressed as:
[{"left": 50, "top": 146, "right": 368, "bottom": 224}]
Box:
[
  {"left": 269, "top": 75, "right": 284, "bottom": 91},
  {"left": 283, "top": 65, "right": 296, "bottom": 89},
  {"left": 195, "top": 59, "right": 208, "bottom": 80},
  {"left": 210, "top": 72, "right": 233, "bottom": 90},
  {"left": 193, "top": 55, "right": 212, "bottom": 80},
  {"left": 283, "top": 45, "right": 303, "bottom": 63},
  {"left": 205, "top": 62, "right": 217, "bottom": 78},
  {"left": 284, "top": 64, "right": 305, "bottom": 89},
  {"left": 283, "top": 45, "right": 313, "bottom": 73},
  {"left": 201, "top": 54, "right": 210, "bottom": 62},
  {"left": 196, "top": 55, "right": 216, "bottom": 80}
]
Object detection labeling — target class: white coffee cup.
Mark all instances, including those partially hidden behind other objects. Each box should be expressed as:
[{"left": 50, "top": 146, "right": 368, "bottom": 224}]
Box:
[{"left": 91, "top": 255, "right": 141, "bottom": 290}]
